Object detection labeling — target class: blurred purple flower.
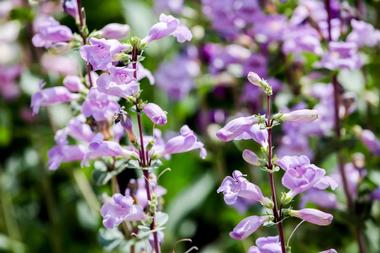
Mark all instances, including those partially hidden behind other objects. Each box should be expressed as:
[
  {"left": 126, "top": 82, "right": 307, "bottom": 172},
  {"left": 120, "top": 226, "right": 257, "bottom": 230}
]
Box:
[
  {"left": 217, "top": 170, "right": 272, "bottom": 206},
  {"left": 164, "top": 125, "right": 206, "bottom": 159},
  {"left": 100, "top": 23, "right": 130, "bottom": 40},
  {"left": 289, "top": 208, "right": 333, "bottom": 226},
  {"left": 48, "top": 144, "right": 86, "bottom": 170},
  {"left": 333, "top": 163, "right": 363, "bottom": 200},
  {"left": 300, "top": 189, "right": 338, "bottom": 209},
  {"left": 372, "top": 187, "right": 380, "bottom": 201},
  {"left": 248, "top": 236, "right": 281, "bottom": 253},
  {"left": 155, "top": 53, "right": 199, "bottom": 100},
  {"left": 101, "top": 193, "right": 145, "bottom": 229},
  {"left": 318, "top": 42, "right": 362, "bottom": 70},
  {"left": 82, "top": 88, "right": 120, "bottom": 121},
  {"left": 32, "top": 16, "right": 73, "bottom": 48},
  {"left": 62, "top": 0, "right": 78, "bottom": 20},
  {"left": 282, "top": 25, "right": 323, "bottom": 56},
  {"left": 230, "top": 215, "right": 268, "bottom": 240},
  {"left": 347, "top": 20, "right": 380, "bottom": 47},
  {"left": 63, "top": 75, "right": 85, "bottom": 92},
  {"left": 154, "top": 0, "right": 183, "bottom": 14},
  {"left": 67, "top": 115, "right": 95, "bottom": 142},
  {"left": 127, "top": 176, "right": 167, "bottom": 208},
  {"left": 142, "top": 14, "right": 192, "bottom": 44},
  {"left": 358, "top": 129, "right": 380, "bottom": 155},
  {"left": 143, "top": 103, "right": 167, "bottom": 125},
  {"left": 0, "top": 65, "right": 21, "bottom": 100},
  {"left": 250, "top": 14, "right": 288, "bottom": 44}
]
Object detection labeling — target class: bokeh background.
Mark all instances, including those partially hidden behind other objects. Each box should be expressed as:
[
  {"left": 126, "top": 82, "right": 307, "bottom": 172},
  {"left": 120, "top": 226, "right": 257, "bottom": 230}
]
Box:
[{"left": 1, "top": 0, "right": 380, "bottom": 252}]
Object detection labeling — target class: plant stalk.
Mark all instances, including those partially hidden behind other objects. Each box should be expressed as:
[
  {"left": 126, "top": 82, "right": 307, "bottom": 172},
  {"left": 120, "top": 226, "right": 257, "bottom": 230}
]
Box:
[{"left": 266, "top": 95, "right": 287, "bottom": 253}]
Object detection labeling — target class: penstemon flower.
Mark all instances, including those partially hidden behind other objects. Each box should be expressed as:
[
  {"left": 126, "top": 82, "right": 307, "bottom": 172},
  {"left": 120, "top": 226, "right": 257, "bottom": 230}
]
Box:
[
  {"left": 30, "top": 1, "right": 202, "bottom": 252},
  {"left": 217, "top": 73, "right": 336, "bottom": 253}
]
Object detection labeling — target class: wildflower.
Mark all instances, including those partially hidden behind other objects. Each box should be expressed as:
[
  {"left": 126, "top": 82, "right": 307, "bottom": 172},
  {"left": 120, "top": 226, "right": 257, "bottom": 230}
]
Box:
[
  {"left": 100, "top": 23, "right": 130, "bottom": 39},
  {"left": 63, "top": 75, "right": 85, "bottom": 92},
  {"left": 143, "top": 103, "right": 167, "bottom": 125},
  {"left": 289, "top": 208, "right": 333, "bottom": 226},
  {"left": 281, "top": 109, "right": 319, "bottom": 123},
  {"left": 230, "top": 216, "right": 269, "bottom": 240},
  {"left": 216, "top": 115, "right": 258, "bottom": 142},
  {"left": 242, "top": 149, "right": 260, "bottom": 166},
  {"left": 248, "top": 236, "right": 282, "bottom": 253},
  {"left": 32, "top": 16, "right": 73, "bottom": 48}
]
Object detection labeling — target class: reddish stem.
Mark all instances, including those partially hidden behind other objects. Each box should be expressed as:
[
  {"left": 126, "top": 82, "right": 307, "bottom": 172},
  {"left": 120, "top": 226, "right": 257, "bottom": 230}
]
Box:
[
  {"left": 132, "top": 47, "right": 161, "bottom": 253},
  {"left": 266, "top": 95, "right": 287, "bottom": 253}
]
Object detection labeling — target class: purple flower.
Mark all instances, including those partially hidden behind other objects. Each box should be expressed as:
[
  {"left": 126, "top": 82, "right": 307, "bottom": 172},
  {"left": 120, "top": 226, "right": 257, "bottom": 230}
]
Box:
[
  {"left": 100, "top": 23, "right": 130, "bottom": 39},
  {"left": 31, "top": 84, "right": 79, "bottom": 115},
  {"left": 282, "top": 109, "right": 319, "bottom": 123},
  {"left": 142, "top": 14, "right": 192, "bottom": 43},
  {"left": 318, "top": 42, "right": 362, "bottom": 70},
  {"left": 242, "top": 149, "right": 260, "bottom": 166},
  {"left": 217, "top": 170, "right": 272, "bottom": 207},
  {"left": 143, "top": 103, "right": 167, "bottom": 125},
  {"left": 63, "top": 75, "right": 85, "bottom": 92},
  {"left": 126, "top": 176, "right": 167, "bottom": 208},
  {"left": 248, "top": 236, "right": 282, "bottom": 253},
  {"left": 358, "top": 129, "right": 380, "bottom": 155},
  {"left": 83, "top": 134, "right": 135, "bottom": 165},
  {"left": 289, "top": 208, "right": 333, "bottom": 226},
  {"left": 154, "top": 0, "right": 183, "bottom": 14},
  {"left": 230, "top": 215, "right": 269, "bottom": 240},
  {"left": 48, "top": 144, "right": 86, "bottom": 170},
  {"left": 282, "top": 25, "right": 323, "bottom": 56},
  {"left": 32, "top": 16, "right": 73, "bottom": 48},
  {"left": 0, "top": 65, "right": 21, "bottom": 100},
  {"left": 333, "top": 163, "right": 362, "bottom": 199},
  {"left": 80, "top": 38, "right": 129, "bottom": 71},
  {"left": 67, "top": 116, "right": 95, "bottom": 142},
  {"left": 101, "top": 193, "right": 145, "bottom": 229},
  {"left": 300, "top": 189, "right": 337, "bottom": 209},
  {"left": 96, "top": 66, "right": 139, "bottom": 98},
  {"left": 347, "top": 20, "right": 380, "bottom": 47},
  {"left": 250, "top": 14, "right": 288, "bottom": 44},
  {"left": 234, "top": 124, "right": 268, "bottom": 147},
  {"left": 164, "top": 125, "right": 206, "bottom": 159},
  {"left": 372, "top": 187, "right": 380, "bottom": 201},
  {"left": 62, "top": 0, "right": 78, "bottom": 20},
  {"left": 216, "top": 115, "right": 258, "bottom": 142},
  {"left": 82, "top": 88, "right": 120, "bottom": 121},
  {"left": 277, "top": 155, "right": 334, "bottom": 198},
  {"left": 155, "top": 52, "right": 199, "bottom": 100}
]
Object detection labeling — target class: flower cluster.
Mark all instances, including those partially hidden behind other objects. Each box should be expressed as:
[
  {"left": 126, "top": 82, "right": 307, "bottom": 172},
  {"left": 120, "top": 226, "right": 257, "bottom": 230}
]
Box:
[
  {"left": 217, "top": 73, "right": 336, "bottom": 252},
  {"left": 30, "top": 2, "right": 202, "bottom": 252}
]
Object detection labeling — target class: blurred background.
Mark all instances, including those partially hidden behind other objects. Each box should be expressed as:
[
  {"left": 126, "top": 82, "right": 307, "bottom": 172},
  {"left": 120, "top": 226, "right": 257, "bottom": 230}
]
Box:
[{"left": 1, "top": 0, "right": 380, "bottom": 252}]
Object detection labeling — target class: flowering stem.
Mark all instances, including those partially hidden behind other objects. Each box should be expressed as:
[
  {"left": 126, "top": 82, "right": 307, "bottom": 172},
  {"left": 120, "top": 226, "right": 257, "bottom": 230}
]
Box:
[
  {"left": 324, "top": 1, "right": 366, "bottom": 252},
  {"left": 266, "top": 95, "right": 287, "bottom": 253},
  {"left": 131, "top": 47, "right": 161, "bottom": 253},
  {"left": 75, "top": 0, "right": 93, "bottom": 88}
]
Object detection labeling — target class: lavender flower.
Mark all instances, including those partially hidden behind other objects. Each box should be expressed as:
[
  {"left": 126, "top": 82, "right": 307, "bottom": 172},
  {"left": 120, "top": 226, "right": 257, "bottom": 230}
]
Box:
[
  {"left": 300, "top": 189, "right": 337, "bottom": 209},
  {"left": 67, "top": 116, "right": 95, "bottom": 142},
  {"left": 357, "top": 129, "right": 380, "bottom": 155},
  {"left": 82, "top": 88, "right": 120, "bottom": 122},
  {"left": 372, "top": 187, "right": 380, "bottom": 201},
  {"left": 282, "top": 25, "right": 323, "bottom": 56},
  {"left": 63, "top": 75, "right": 85, "bottom": 92},
  {"left": 230, "top": 215, "right": 269, "bottom": 240},
  {"left": 277, "top": 155, "right": 334, "bottom": 198},
  {"left": 154, "top": 0, "right": 183, "bottom": 14},
  {"left": 318, "top": 42, "right": 362, "bottom": 70},
  {"left": 31, "top": 84, "right": 79, "bottom": 115},
  {"left": 32, "top": 16, "right": 73, "bottom": 48},
  {"left": 289, "top": 208, "right": 333, "bottom": 226},
  {"left": 142, "top": 14, "right": 192, "bottom": 44},
  {"left": 217, "top": 170, "right": 272, "bottom": 207},
  {"left": 80, "top": 38, "right": 129, "bottom": 71},
  {"left": 248, "top": 236, "right": 282, "bottom": 253},
  {"left": 48, "top": 144, "right": 86, "bottom": 170},
  {"left": 281, "top": 109, "right": 319, "bottom": 123},
  {"left": 143, "top": 103, "right": 167, "bottom": 125},
  {"left": 96, "top": 66, "right": 139, "bottom": 98},
  {"left": 242, "top": 149, "right": 260, "bottom": 166},
  {"left": 0, "top": 65, "right": 21, "bottom": 100},
  {"left": 347, "top": 20, "right": 380, "bottom": 47},
  {"left": 127, "top": 176, "right": 167, "bottom": 208},
  {"left": 62, "top": 0, "right": 78, "bottom": 20},
  {"left": 320, "top": 249, "right": 337, "bottom": 253},
  {"left": 216, "top": 115, "right": 258, "bottom": 142},
  {"left": 164, "top": 125, "right": 206, "bottom": 158},
  {"left": 101, "top": 193, "right": 145, "bottom": 229},
  {"left": 100, "top": 23, "right": 130, "bottom": 40}
]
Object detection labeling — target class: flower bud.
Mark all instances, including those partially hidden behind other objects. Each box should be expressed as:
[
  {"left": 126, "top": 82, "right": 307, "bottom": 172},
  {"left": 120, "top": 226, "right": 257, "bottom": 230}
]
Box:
[
  {"left": 247, "top": 72, "right": 272, "bottom": 95},
  {"left": 280, "top": 192, "right": 293, "bottom": 205},
  {"left": 143, "top": 103, "right": 167, "bottom": 125},
  {"left": 63, "top": 75, "right": 85, "bottom": 92},
  {"left": 289, "top": 208, "right": 333, "bottom": 226},
  {"left": 242, "top": 149, "right": 260, "bottom": 166},
  {"left": 229, "top": 216, "right": 269, "bottom": 240},
  {"left": 100, "top": 23, "right": 130, "bottom": 39},
  {"left": 282, "top": 109, "right": 318, "bottom": 123}
]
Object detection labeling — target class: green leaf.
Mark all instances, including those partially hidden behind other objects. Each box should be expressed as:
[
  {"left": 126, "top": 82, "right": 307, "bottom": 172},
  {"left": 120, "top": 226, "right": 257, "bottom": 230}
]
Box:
[{"left": 98, "top": 228, "right": 124, "bottom": 251}]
